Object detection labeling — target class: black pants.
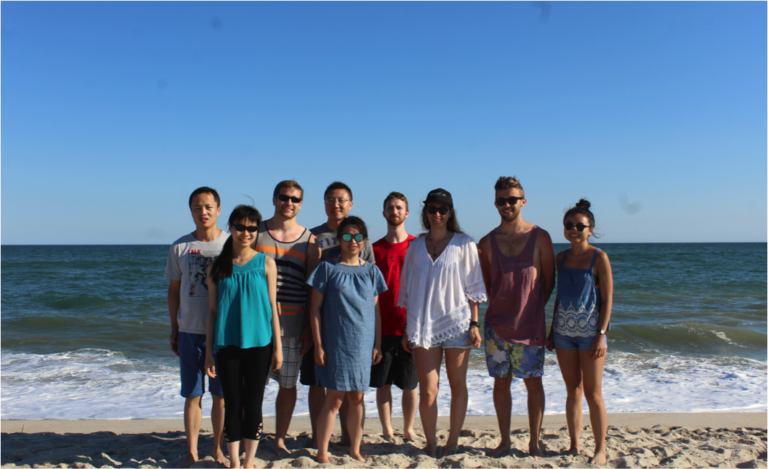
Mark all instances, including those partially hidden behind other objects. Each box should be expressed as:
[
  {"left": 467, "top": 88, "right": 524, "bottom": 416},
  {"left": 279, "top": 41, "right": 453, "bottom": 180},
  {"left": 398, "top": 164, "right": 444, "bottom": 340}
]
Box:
[{"left": 217, "top": 344, "right": 272, "bottom": 442}]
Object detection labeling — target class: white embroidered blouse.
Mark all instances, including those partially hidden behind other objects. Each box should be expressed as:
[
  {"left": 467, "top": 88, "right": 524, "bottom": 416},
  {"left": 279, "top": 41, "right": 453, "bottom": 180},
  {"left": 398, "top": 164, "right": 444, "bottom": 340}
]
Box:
[{"left": 397, "top": 233, "right": 488, "bottom": 348}]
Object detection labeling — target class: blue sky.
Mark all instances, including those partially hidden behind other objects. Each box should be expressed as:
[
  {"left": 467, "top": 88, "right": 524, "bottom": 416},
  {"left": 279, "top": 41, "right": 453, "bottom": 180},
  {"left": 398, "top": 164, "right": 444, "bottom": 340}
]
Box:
[{"left": 2, "top": 2, "right": 765, "bottom": 244}]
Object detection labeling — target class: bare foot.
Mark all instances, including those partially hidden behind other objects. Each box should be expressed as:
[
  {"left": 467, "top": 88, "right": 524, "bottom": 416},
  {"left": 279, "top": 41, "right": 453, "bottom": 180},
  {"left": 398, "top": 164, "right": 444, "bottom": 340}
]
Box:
[
  {"left": 589, "top": 449, "right": 607, "bottom": 465},
  {"left": 181, "top": 453, "right": 198, "bottom": 468},
  {"left": 382, "top": 431, "right": 395, "bottom": 443},
  {"left": 424, "top": 442, "right": 438, "bottom": 458},
  {"left": 566, "top": 446, "right": 581, "bottom": 456},
  {"left": 492, "top": 441, "right": 511, "bottom": 458},
  {"left": 529, "top": 441, "right": 545, "bottom": 458},
  {"left": 442, "top": 443, "right": 459, "bottom": 457},
  {"left": 273, "top": 442, "right": 291, "bottom": 460},
  {"left": 316, "top": 452, "right": 330, "bottom": 464},
  {"left": 350, "top": 450, "right": 367, "bottom": 463},
  {"left": 403, "top": 429, "right": 418, "bottom": 442},
  {"left": 212, "top": 448, "right": 230, "bottom": 468}
]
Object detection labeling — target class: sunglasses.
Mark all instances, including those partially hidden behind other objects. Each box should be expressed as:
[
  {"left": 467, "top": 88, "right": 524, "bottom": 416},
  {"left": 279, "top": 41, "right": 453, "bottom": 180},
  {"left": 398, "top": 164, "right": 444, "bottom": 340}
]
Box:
[
  {"left": 341, "top": 233, "right": 364, "bottom": 243},
  {"left": 277, "top": 194, "right": 302, "bottom": 203},
  {"left": 426, "top": 205, "right": 449, "bottom": 215},
  {"left": 232, "top": 224, "right": 259, "bottom": 233},
  {"left": 564, "top": 222, "right": 592, "bottom": 232},
  {"left": 495, "top": 196, "right": 524, "bottom": 206}
]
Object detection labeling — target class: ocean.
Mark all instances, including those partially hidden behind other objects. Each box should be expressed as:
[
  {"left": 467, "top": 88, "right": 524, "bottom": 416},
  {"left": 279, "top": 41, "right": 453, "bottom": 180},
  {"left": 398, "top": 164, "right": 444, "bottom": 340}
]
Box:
[{"left": 2, "top": 243, "right": 766, "bottom": 419}]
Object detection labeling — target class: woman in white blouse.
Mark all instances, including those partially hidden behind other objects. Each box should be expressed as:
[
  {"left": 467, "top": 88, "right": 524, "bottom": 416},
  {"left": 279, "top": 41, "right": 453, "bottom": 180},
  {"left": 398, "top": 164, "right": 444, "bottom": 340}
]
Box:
[{"left": 399, "top": 188, "right": 487, "bottom": 458}]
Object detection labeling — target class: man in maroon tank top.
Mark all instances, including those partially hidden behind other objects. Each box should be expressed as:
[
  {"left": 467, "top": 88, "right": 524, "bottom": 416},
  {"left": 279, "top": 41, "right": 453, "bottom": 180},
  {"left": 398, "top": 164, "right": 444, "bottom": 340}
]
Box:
[{"left": 477, "top": 176, "right": 556, "bottom": 458}]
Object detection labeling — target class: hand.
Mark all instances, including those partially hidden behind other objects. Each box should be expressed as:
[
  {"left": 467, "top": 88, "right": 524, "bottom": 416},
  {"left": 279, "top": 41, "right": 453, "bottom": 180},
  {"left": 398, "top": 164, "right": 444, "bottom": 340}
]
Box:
[
  {"left": 591, "top": 334, "right": 607, "bottom": 360},
  {"left": 546, "top": 332, "right": 555, "bottom": 352},
  {"left": 298, "top": 327, "right": 314, "bottom": 355},
  {"left": 401, "top": 335, "right": 413, "bottom": 354},
  {"left": 170, "top": 329, "right": 180, "bottom": 356},
  {"left": 271, "top": 347, "right": 283, "bottom": 372},
  {"left": 315, "top": 346, "right": 326, "bottom": 366},
  {"left": 372, "top": 346, "right": 382, "bottom": 365},
  {"left": 470, "top": 325, "right": 482, "bottom": 349},
  {"left": 205, "top": 353, "right": 216, "bottom": 379}
]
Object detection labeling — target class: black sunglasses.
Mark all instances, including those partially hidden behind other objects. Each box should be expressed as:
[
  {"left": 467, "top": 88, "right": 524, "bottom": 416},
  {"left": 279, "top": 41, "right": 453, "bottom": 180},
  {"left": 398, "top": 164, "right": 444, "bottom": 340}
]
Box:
[
  {"left": 232, "top": 224, "right": 259, "bottom": 233},
  {"left": 564, "top": 222, "right": 591, "bottom": 232},
  {"left": 277, "top": 194, "right": 302, "bottom": 203},
  {"left": 426, "top": 205, "right": 449, "bottom": 215},
  {"left": 341, "top": 233, "right": 364, "bottom": 242},
  {"left": 495, "top": 196, "right": 524, "bottom": 206}
]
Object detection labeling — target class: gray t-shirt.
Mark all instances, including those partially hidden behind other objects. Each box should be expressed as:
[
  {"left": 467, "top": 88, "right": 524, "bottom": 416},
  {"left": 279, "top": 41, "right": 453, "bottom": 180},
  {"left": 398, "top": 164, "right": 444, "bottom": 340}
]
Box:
[
  {"left": 310, "top": 223, "right": 375, "bottom": 264},
  {"left": 164, "top": 231, "right": 230, "bottom": 335}
]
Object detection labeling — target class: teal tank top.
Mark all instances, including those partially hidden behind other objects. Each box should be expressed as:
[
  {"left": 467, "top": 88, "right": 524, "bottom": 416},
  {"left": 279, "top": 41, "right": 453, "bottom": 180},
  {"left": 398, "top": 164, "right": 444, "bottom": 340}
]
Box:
[{"left": 214, "top": 252, "right": 273, "bottom": 351}]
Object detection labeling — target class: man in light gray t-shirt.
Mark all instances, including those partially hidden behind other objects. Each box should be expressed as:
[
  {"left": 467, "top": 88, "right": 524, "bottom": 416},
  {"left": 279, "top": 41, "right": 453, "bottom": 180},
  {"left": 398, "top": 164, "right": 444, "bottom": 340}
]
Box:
[{"left": 164, "top": 187, "right": 230, "bottom": 468}]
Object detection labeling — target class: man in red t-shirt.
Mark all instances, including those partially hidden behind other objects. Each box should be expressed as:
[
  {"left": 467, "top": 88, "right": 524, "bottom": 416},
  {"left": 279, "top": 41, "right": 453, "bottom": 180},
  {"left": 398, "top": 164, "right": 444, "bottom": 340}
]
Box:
[{"left": 370, "top": 191, "right": 418, "bottom": 442}]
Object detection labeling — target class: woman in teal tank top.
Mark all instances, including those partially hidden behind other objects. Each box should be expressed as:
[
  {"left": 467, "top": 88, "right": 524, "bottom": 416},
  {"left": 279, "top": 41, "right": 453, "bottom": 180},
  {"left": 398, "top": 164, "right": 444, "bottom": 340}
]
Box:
[{"left": 204, "top": 205, "right": 282, "bottom": 469}]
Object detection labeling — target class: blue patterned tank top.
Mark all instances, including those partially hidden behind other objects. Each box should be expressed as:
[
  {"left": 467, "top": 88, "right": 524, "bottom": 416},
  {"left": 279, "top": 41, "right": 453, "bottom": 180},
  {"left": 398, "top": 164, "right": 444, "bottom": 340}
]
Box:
[
  {"left": 214, "top": 253, "right": 273, "bottom": 350},
  {"left": 553, "top": 249, "right": 603, "bottom": 338}
]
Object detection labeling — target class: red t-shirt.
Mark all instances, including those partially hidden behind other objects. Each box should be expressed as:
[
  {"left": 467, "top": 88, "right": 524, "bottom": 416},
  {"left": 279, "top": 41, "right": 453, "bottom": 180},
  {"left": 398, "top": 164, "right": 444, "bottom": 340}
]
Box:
[{"left": 372, "top": 235, "right": 416, "bottom": 336}]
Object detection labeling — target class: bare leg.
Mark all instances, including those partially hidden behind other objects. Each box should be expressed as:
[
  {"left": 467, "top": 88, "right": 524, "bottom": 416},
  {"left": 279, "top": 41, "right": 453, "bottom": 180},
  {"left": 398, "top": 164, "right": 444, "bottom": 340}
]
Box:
[
  {"left": 414, "top": 347, "right": 443, "bottom": 457},
  {"left": 307, "top": 385, "right": 325, "bottom": 448},
  {"left": 402, "top": 388, "right": 419, "bottom": 441},
  {"left": 316, "top": 389, "right": 344, "bottom": 464},
  {"left": 210, "top": 396, "right": 230, "bottom": 467},
  {"left": 580, "top": 349, "right": 608, "bottom": 465},
  {"left": 340, "top": 396, "right": 365, "bottom": 446},
  {"left": 242, "top": 438, "right": 260, "bottom": 469},
  {"left": 443, "top": 347, "right": 470, "bottom": 457},
  {"left": 274, "top": 385, "right": 297, "bottom": 458},
  {"left": 377, "top": 385, "right": 395, "bottom": 441},
  {"left": 346, "top": 392, "right": 367, "bottom": 462},
  {"left": 183, "top": 396, "right": 203, "bottom": 468},
  {"left": 556, "top": 349, "right": 583, "bottom": 456},
  {"left": 523, "top": 377, "right": 545, "bottom": 457},
  {"left": 226, "top": 441, "right": 241, "bottom": 469},
  {"left": 492, "top": 377, "right": 513, "bottom": 458}
]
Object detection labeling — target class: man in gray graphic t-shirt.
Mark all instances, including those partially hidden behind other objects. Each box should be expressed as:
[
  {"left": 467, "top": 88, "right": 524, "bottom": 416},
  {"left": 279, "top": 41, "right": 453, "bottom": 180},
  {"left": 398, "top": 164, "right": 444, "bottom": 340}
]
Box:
[{"left": 164, "top": 187, "right": 229, "bottom": 468}]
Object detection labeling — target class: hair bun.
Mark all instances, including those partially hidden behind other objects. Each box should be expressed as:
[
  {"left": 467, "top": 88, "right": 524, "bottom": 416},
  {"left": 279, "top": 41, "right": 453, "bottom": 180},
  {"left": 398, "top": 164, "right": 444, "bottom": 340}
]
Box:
[{"left": 576, "top": 199, "right": 591, "bottom": 210}]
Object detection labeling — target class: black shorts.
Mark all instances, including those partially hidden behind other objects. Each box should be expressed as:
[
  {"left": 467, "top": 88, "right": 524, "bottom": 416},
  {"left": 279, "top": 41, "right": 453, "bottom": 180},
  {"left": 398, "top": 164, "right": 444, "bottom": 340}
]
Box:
[
  {"left": 299, "top": 346, "right": 317, "bottom": 387},
  {"left": 369, "top": 335, "right": 418, "bottom": 391}
]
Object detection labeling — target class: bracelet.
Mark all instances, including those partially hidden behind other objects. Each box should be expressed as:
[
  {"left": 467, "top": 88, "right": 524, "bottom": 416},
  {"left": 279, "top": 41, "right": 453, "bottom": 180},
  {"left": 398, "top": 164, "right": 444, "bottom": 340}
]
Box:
[{"left": 469, "top": 320, "right": 480, "bottom": 329}]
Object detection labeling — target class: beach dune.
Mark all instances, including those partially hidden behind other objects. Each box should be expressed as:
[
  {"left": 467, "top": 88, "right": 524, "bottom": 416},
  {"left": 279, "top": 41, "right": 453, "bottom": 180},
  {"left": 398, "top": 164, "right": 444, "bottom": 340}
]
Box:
[{"left": 2, "top": 413, "right": 766, "bottom": 468}]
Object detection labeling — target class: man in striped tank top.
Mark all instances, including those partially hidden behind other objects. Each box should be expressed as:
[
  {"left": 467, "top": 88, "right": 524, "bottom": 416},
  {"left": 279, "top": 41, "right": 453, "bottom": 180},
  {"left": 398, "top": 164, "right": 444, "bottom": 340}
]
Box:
[{"left": 253, "top": 180, "right": 321, "bottom": 459}]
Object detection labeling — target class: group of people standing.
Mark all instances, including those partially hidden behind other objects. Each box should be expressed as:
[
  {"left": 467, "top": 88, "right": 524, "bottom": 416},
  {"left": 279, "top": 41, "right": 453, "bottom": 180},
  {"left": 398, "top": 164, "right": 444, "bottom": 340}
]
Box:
[{"left": 164, "top": 176, "right": 614, "bottom": 468}]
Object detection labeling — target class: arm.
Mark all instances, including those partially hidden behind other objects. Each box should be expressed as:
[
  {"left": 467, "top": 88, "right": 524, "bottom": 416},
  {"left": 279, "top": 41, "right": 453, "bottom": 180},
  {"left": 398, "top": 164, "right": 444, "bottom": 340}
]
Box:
[
  {"left": 265, "top": 256, "right": 283, "bottom": 371},
  {"left": 299, "top": 235, "right": 322, "bottom": 354},
  {"left": 204, "top": 266, "right": 218, "bottom": 378},
  {"left": 469, "top": 300, "right": 481, "bottom": 348},
  {"left": 309, "top": 288, "right": 326, "bottom": 366},
  {"left": 399, "top": 244, "right": 414, "bottom": 353},
  {"left": 477, "top": 235, "right": 492, "bottom": 299},
  {"left": 372, "top": 295, "right": 382, "bottom": 364},
  {"left": 538, "top": 230, "right": 556, "bottom": 304},
  {"left": 167, "top": 280, "right": 182, "bottom": 356},
  {"left": 546, "top": 251, "right": 563, "bottom": 351},
  {"left": 591, "top": 251, "right": 614, "bottom": 359}
]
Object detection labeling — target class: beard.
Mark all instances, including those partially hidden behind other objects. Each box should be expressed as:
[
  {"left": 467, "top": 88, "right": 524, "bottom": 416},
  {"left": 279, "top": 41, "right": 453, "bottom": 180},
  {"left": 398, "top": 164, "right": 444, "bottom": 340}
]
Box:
[
  {"left": 387, "top": 215, "right": 405, "bottom": 227},
  {"left": 499, "top": 209, "right": 520, "bottom": 223}
]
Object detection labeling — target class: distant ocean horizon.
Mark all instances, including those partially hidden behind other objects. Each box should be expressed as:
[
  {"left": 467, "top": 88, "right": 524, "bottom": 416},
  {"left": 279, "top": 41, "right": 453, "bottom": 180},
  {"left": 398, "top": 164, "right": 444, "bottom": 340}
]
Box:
[{"left": 2, "top": 243, "right": 766, "bottom": 419}]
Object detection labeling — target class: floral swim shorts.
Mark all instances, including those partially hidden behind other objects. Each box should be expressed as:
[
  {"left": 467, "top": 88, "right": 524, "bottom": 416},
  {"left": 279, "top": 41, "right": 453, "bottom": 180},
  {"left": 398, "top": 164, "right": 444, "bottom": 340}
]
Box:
[{"left": 484, "top": 322, "right": 545, "bottom": 379}]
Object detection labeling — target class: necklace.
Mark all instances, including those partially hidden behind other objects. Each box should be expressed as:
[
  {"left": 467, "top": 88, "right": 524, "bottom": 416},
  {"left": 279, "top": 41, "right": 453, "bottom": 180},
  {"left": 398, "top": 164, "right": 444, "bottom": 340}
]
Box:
[{"left": 427, "top": 233, "right": 451, "bottom": 260}]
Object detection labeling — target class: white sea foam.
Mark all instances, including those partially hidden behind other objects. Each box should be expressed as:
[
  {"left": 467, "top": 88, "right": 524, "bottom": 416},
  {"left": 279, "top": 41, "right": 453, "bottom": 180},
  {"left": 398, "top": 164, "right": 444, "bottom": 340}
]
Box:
[{"left": 1, "top": 349, "right": 765, "bottom": 420}]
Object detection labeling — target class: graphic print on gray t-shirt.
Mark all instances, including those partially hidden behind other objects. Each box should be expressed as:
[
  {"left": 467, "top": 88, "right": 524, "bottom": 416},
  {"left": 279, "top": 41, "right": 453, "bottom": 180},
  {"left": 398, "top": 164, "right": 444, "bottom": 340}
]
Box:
[
  {"left": 310, "top": 223, "right": 375, "bottom": 264},
  {"left": 164, "top": 231, "right": 230, "bottom": 335}
]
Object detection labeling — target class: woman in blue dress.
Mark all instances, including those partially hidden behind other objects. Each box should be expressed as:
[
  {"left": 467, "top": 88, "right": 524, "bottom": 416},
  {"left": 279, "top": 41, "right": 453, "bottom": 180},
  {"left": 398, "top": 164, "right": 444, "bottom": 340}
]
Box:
[
  {"left": 204, "top": 205, "right": 283, "bottom": 469},
  {"left": 547, "top": 200, "right": 614, "bottom": 465},
  {"left": 306, "top": 216, "right": 387, "bottom": 464}
]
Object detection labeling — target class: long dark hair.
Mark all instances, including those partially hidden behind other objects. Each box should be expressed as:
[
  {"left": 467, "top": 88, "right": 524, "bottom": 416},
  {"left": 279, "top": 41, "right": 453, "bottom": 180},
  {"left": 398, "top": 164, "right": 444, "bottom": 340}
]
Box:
[
  {"left": 421, "top": 205, "right": 464, "bottom": 235},
  {"left": 209, "top": 205, "right": 262, "bottom": 283}
]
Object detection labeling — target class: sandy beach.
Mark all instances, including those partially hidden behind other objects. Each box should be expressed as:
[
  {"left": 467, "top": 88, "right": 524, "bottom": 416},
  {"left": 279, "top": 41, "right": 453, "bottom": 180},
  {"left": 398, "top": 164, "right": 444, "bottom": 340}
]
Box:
[{"left": 2, "top": 413, "right": 765, "bottom": 468}]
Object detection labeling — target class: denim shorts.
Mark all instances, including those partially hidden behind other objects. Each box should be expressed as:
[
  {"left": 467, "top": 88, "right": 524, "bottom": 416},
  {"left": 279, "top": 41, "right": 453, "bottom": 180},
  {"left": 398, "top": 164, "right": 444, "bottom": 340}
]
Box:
[
  {"left": 428, "top": 329, "right": 472, "bottom": 349},
  {"left": 179, "top": 332, "right": 223, "bottom": 398},
  {"left": 553, "top": 332, "right": 606, "bottom": 351}
]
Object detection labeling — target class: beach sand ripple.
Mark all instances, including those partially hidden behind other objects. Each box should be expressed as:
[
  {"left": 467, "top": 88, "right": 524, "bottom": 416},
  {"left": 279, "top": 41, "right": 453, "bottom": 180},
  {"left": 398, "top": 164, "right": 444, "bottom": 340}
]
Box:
[{"left": 2, "top": 423, "right": 766, "bottom": 468}]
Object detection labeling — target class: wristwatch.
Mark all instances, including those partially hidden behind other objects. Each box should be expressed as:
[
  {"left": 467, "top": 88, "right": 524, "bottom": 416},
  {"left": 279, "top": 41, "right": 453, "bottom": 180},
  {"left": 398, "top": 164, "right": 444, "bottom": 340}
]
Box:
[
  {"left": 469, "top": 320, "right": 480, "bottom": 329},
  {"left": 599, "top": 329, "right": 606, "bottom": 335}
]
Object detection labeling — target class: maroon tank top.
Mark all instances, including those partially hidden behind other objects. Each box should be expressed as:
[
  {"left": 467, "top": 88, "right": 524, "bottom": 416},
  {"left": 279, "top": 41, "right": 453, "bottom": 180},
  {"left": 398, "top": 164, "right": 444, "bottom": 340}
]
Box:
[{"left": 484, "top": 227, "right": 547, "bottom": 346}]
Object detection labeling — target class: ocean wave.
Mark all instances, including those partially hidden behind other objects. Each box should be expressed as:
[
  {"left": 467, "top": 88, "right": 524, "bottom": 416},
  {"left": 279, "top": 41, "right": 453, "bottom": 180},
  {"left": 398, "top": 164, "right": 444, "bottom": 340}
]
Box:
[{"left": 2, "top": 349, "right": 765, "bottom": 420}]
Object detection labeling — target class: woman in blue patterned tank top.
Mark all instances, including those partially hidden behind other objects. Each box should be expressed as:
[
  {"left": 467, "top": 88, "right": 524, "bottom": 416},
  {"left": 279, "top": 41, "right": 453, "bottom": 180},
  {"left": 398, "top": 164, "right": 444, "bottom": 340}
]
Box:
[
  {"left": 546, "top": 200, "right": 614, "bottom": 466},
  {"left": 204, "top": 205, "right": 283, "bottom": 469}
]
